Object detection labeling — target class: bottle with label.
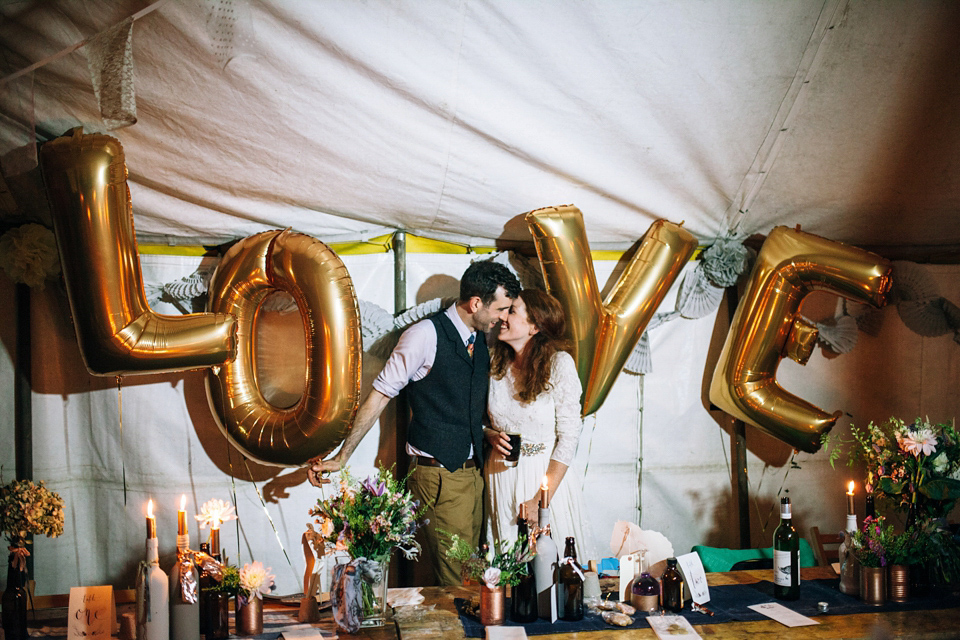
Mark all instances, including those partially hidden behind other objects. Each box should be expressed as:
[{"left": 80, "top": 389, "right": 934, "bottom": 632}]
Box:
[
  {"left": 630, "top": 551, "right": 660, "bottom": 613},
  {"left": 531, "top": 484, "right": 558, "bottom": 622},
  {"left": 510, "top": 505, "right": 538, "bottom": 623},
  {"left": 660, "top": 557, "right": 684, "bottom": 613},
  {"left": 773, "top": 497, "right": 800, "bottom": 600},
  {"left": 558, "top": 537, "right": 584, "bottom": 621}
]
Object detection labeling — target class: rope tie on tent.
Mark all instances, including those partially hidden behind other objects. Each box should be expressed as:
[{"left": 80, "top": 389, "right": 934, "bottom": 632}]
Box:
[{"left": 117, "top": 375, "right": 127, "bottom": 506}]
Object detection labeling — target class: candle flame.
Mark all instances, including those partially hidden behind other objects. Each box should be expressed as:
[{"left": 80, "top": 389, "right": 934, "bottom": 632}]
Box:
[
  {"left": 541, "top": 476, "right": 548, "bottom": 491},
  {"left": 147, "top": 499, "right": 154, "bottom": 518},
  {"left": 180, "top": 494, "right": 187, "bottom": 511},
  {"left": 847, "top": 481, "right": 855, "bottom": 494}
]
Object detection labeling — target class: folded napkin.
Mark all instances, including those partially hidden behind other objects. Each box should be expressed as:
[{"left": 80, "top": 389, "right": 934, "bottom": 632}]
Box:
[{"left": 387, "top": 587, "right": 424, "bottom": 606}]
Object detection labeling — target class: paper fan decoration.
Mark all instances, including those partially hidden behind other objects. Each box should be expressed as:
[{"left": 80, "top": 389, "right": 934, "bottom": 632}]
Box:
[
  {"left": 816, "top": 314, "right": 859, "bottom": 354},
  {"left": 891, "top": 261, "right": 939, "bottom": 302},
  {"left": 623, "top": 332, "right": 651, "bottom": 375},
  {"left": 359, "top": 300, "right": 395, "bottom": 351},
  {"left": 676, "top": 265, "right": 724, "bottom": 319},
  {"left": 892, "top": 261, "right": 958, "bottom": 337}
]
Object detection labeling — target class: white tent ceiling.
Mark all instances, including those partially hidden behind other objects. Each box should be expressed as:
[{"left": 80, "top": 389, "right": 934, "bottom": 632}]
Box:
[{"left": 2, "top": 0, "right": 959, "bottom": 250}]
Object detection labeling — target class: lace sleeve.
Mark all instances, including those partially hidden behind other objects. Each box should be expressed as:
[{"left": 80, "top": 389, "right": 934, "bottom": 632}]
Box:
[{"left": 549, "top": 351, "right": 583, "bottom": 466}]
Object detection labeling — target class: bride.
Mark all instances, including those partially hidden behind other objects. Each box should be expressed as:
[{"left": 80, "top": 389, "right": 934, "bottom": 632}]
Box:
[{"left": 484, "top": 289, "right": 595, "bottom": 559}]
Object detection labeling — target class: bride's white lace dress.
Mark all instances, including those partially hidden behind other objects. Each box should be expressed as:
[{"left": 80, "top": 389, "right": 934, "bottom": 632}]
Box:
[{"left": 484, "top": 350, "right": 596, "bottom": 560}]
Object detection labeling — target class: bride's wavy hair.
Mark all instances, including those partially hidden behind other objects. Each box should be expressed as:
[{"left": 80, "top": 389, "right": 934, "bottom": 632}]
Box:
[{"left": 490, "top": 289, "right": 571, "bottom": 403}]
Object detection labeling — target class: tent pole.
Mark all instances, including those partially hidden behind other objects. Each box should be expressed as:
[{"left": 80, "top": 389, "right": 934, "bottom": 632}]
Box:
[
  {"left": 392, "top": 231, "right": 414, "bottom": 585},
  {"left": 723, "top": 285, "right": 751, "bottom": 549},
  {"left": 14, "top": 282, "right": 34, "bottom": 578}
]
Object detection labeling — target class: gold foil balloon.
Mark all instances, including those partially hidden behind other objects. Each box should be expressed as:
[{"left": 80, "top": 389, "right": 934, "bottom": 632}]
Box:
[
  {"left": 526, "top": 205, "right": 697, "bottom": 416},
  {"left": 709, "top": 226, "right": 892, "bottom": 452},
  {"left": 39, "top": 128, "right": 237, "bottom": 376},
  {"left": 205, "top": 229, "right": 362, "bottom": 466}
]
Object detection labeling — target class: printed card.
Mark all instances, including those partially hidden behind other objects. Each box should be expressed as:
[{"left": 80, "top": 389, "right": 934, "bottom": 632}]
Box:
[{"left": 748, "top": 602, "right": 820, "bottom": 627}]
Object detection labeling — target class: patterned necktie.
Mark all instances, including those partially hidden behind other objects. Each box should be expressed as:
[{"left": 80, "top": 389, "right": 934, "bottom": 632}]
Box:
[{"left": 466, "top": 333, "right": 475, "bottom": 357}]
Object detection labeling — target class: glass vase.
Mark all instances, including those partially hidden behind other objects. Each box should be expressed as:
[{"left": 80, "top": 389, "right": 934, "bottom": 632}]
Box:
[
  {"left": 205, "top": 592, "right": 230, "bottom": 639},
  {"left": 358, "top": 558, "right": 389, "bottom": 628},
  {"left": 2, "top": 553, "right": 28, "bottom": 640}
]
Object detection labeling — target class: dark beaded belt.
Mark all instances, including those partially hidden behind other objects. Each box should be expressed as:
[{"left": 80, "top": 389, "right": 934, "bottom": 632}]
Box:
[{"left": 414, "top": 456, "right": 476, "bottom": 469}]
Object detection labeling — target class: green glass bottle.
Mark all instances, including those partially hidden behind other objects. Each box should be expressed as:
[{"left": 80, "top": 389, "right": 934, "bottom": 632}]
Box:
[{"left": 773, "top": 497, "right": 800, "bottom": 600}]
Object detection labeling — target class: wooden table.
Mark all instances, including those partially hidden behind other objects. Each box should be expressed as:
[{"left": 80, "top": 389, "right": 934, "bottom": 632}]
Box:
[{"left": 396, "top": 567, "right": 960, "bottom": 639}]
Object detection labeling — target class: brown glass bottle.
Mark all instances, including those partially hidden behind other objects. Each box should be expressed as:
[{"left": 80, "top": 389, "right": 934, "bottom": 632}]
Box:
[
  {"left": 510, "top": 510, "right": 538, "bottom": 623},
  {"left": 660, "top": 557, "right": 684, "bottom": 612},
  {"left": 558, "top": 537, "right": 584, "bottom": 621}
]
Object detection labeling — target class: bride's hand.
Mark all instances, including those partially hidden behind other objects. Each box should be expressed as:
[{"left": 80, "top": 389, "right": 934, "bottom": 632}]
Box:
[
  {"left": 521, "top": 497, "right": 540, "bottom": 528},
  {"left": 484, "top": 428, "right": 513, "bottom": 457}
]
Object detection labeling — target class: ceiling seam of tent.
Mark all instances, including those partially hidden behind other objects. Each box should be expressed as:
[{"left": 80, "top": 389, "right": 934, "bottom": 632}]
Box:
[
  {"left": 0, "top": 0, "right": 172, "bottom": 88},
  {"left": 722, "top": 0, "right": 848, "bottom": 236},
  {"left": 427, "top": 0, "right": 470, "bottom": 232}
]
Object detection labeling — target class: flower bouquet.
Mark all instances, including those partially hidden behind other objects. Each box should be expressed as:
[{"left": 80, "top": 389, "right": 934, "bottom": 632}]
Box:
[
  {"left": 851, "top": 516, "right": 894, "bottom": 568},
  {"left": 0, "top": 477, "right": 65, "bottom": 568},
  {"left": 308, "top": 467, "right": 424, "bottom": 631},
  {"left": 827, "top": 417, "right": 960, "bottom": 524},
  {"left": 443, "top": 533, "right": 536, "bottom": 588}
]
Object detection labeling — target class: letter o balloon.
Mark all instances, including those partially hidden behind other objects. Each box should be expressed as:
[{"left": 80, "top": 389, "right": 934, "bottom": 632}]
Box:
[{"left": 205, "top": 229, "right": 362, "bottom": 466}]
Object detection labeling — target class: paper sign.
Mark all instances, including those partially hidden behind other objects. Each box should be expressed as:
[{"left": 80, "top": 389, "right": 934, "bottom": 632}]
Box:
[
  {"left": 647, "top": 615, "right": 702, "bottom": 638},
  {"left": 618, "top": 553, "right": 639, "bottom": 601},
  {"left": 675, "top": 552, "right": 710, "bottom": 604},
  {"left": 67, "top": 585, "right": 116, "bottom": 639},
  {"left": 748, "top": 602, "right": 820, "bottom": 627},
  {"left": 486, "top": 627, "right": 529, "bottom": 639}
]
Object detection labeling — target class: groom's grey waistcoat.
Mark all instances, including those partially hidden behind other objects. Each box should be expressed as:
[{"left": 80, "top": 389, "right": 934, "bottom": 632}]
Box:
[{"left": 406, "top": 312, "right": 488, "bottom": 471}]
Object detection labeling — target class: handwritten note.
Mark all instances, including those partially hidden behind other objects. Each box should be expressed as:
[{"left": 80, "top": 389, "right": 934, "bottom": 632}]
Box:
[
  {"left": 675, "top": 552, "right": 710, "bottom": 604},
  {"left": 647, "top": 615, "right": 702, "bottom": 639},
  {"left": 748, "top": 602, "right": 820, "bottom": 627},
  {"left": 67, "top": 585, "right": 116, "bottom": 639}
]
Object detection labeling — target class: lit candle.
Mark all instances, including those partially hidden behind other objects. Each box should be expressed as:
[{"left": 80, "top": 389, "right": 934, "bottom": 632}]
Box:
[
  {"left": 540, "top": 476, "right": 550, "bottom": 510},
  {"left": 146, "top": 499, "right": 157, "bottom": 539},
  {"left": 846, "top": 481, "right": 855, "bottom": 515},
  {"left": 177, "top": 495, "right": 188, "bottom": 536}
]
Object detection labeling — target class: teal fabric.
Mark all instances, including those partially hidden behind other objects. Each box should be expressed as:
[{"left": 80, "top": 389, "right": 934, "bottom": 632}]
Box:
[{"left": 692, "top": 540, "right": 816, "bottom": 573}]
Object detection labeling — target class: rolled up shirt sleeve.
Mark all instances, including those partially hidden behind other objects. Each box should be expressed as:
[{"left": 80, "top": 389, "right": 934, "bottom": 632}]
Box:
[{"left": 372, "top": 319, "right": 437, "bottom": 398}]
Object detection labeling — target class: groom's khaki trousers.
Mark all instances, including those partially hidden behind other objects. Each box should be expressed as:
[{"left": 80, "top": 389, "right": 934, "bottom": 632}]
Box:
[{"left": 407, "top": 460, "right": 483, "bottom": 586}]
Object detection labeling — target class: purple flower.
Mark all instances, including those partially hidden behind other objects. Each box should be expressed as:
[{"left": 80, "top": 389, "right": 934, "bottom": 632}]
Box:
[{"left": 362, "top": 477, "right": 387, "bottom": 496}]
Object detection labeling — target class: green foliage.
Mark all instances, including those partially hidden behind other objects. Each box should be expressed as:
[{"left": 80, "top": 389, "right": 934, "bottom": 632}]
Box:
[
  {"left": 204, "top": 565, "right": 245, "bottom": 596},
  {"left": 441, "top": 530, "right": 535, "bottom": 587}
]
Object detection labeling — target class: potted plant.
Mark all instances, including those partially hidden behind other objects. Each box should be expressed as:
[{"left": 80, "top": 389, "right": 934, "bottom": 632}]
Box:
[
  {"left": 0, "top": 476, "right": 64, "bottom": 640},
  {"left": 444, "top": 533, "right": 536, "bottom": 626},
  {"left": 309, "top": 466, "right": 425, "bottom": 632},
  {"left": 851, "top": 516, "right": 894, "bottom": 605}
]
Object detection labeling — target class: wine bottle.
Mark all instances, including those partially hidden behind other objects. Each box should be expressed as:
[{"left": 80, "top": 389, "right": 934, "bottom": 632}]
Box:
[
  {"left": 558, "top": 537, "right": 584, "bottom": 621},
  {"left": 660, "top": 557, "right": 684, "bottom": 613},
  {"left": 510, "top": 505, "right": 538, "bottom": 623},
  {"left": 2, "top": 553, "right": 28, "bottom": 640},
  {"left": 170, "top": 535, "right": 200, "bottom": 640},
  {"left": 773, "top": 497, "right": 800, "bottom": 600},
  {"left": 531, "top": 484, "right": 558, "bottom": 622},
  {"left": 630, "top": 551, "right": 660, "bottom": 613},
  {"left": 136, "top": 524, "right": 169, "bottom": 640},
  {"left": 197, "top": 542, "right": 213, "bottom": 635}
]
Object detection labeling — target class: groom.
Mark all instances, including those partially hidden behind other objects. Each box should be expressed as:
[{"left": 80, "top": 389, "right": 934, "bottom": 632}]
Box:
[{"left": 308, "top": 258, "right": 520, "bottom": 585}]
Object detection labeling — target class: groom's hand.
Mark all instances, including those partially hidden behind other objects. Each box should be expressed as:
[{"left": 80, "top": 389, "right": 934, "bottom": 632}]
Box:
[{"left": 306, "top": 455, "right": 342, "bottom": 487}]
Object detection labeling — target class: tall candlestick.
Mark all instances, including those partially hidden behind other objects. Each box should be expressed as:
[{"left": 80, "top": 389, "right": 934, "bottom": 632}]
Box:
[
  {"left": 178, "top": 494, "right": 188, "bottom": 536},
  {"left": 540, "top": 477, "right": 550, "bottom": 510},
  {"left": 146, "top": 499, "right": 157, "bottom": 539},
  {"left": 210, "top": 525, "right": 221, "bottom": 559},
  {"left": 846, "top": 481, "right": 855, "bottom": 516}
]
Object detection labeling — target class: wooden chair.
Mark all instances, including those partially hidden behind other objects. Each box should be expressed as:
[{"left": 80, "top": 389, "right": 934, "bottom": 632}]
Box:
[{"left": 809, "top": 526, "right": 844, "bottom": 568}]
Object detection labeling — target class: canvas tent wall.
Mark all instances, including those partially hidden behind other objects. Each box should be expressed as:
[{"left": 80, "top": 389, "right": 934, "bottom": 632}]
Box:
[{"left": 1, "top": 0, "right": 959, "bottom": 595}]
